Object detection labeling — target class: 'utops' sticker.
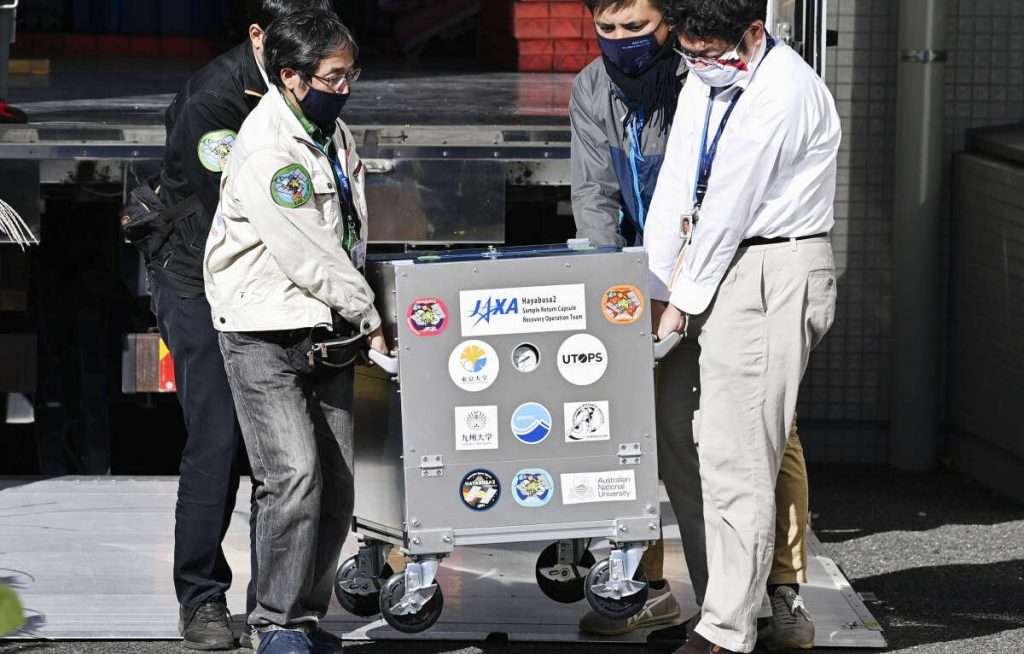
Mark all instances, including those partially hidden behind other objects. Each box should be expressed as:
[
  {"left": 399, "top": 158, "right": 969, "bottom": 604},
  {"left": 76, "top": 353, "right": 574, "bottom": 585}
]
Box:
[
  {"left": 561, "top": 469, "right": 637, "bottom": 505},
  {"left": 602, "top": 285, "right": 645, "bottom": 325},
  {"left": 454, "top": 405, "right": 498, "bottom": 451},
  {"left": 510, "top": 402, "right": 552, "bottom": 445},
  {"left": 448, "top": 340, "right": 500, "bottom": 392},
  {"left": 197, "top": 129, "right": 237, "bottom": 173},
  {"left": 460, "top": 284, "right": 586, "bottom": 337},
  {"left": 460, "top": 469, "right": 500, "bottom": 511},
  {"left": 407, "top": 297, "right": 449, "bottom": 336},
  {"left": 512, "top": 468, "right": 555, "bottom": 508},
  {"left": 556, "top": 334, "right": 608, "bottom": 386},
  {"left": 270, "top": 163, "right": 313, "bottom": 209},
  {"left": 564, "top": 400, "right": 610, "bottom": 442}
]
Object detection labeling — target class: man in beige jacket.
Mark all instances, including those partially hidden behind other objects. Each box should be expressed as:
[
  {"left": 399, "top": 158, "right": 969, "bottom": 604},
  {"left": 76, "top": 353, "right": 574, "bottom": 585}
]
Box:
[{"left": 204, "top": 9, "right": 384, "bottom": 654}]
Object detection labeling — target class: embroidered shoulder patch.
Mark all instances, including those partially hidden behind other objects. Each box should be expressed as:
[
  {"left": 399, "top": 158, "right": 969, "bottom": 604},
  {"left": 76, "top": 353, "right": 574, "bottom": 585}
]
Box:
[
  {"left": 270, "top": 163, "right": 313, "bottom": 209},
  {"left": 197, "top": 129, "right": 238, "bottom": 173}
]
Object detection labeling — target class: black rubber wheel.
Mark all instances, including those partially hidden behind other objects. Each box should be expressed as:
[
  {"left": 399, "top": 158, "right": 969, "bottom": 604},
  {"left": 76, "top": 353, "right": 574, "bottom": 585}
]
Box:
[
  {"left": 584, "top": 557, "right": 649, "bottom": 620},
  {"left": 333, "top": 556, "right": 394, "bottom": 617},
  {"left": 378, "top": 571, "right": 444, "bottom": 633},
  {"left": 534, "top": 542, "right": 597, "bottom": 603}
]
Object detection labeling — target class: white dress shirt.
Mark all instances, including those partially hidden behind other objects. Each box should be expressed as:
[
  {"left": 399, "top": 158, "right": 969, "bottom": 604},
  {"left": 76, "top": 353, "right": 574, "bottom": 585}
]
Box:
[{"left": 645, "top": 38, "right": 841, "bottom": 315}]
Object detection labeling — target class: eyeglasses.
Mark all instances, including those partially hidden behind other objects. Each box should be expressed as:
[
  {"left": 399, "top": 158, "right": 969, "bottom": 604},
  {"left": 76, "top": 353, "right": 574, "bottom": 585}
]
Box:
[
  {"left": 674, "top": 29, "right": 749, "bottom": 69},
  {"left": 310, "top": 67, "right": 362, "bottom": 90}
]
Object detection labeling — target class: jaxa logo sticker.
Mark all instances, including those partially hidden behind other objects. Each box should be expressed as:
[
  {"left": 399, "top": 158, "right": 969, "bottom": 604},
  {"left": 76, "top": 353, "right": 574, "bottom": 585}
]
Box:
[
  {"left": 197, "top": 129, "right": 237, "bottom": 173},
  {"left": 556, "top": 334, "right": 608, "bottom": 386},
  {"left": 564, "top": 400, "right": 610, "bottom": 442},
  {"left": 510, "top": 402, "right": 552, "bottom": 445},
  {"left": 460, "top": 469, "right": 500, "bottom": 511},
  {"left": 512, "top": 468, "right": 555, "bottom": 508},
  {"left": 270, "top": 163, "right": 313, "bottom": 209},
  {"left": 602, "top": 285, "right": 645, "bottom": 325},
  {"left": 407, "top": 297, "right": 449, "bottom": 336},
  {"left": 454, "top": 405, "right": 498, "bottom": 451},
  {"left": 448, "top": 340, "right": 499, "bottom": 392}
]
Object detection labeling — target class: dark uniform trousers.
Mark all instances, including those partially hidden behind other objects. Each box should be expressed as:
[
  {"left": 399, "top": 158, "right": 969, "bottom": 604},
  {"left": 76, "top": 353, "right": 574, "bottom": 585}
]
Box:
[{"left": 151, "top": 268, "right": 257, "bottom": 612}]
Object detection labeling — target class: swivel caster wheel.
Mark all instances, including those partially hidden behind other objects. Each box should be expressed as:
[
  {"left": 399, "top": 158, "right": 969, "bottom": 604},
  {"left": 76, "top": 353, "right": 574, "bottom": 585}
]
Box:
[
  {"left": 334, "top": 556, "right": 394, "bottom": 617},
  {"left": 584, "top": 558, "right": 649, "bottom": 620},
  {"left": 378, "top": 571, "right": 444, "bottom": 633},
  {"left": 535, "top": 541, "right": 596, "bottom": 603}
]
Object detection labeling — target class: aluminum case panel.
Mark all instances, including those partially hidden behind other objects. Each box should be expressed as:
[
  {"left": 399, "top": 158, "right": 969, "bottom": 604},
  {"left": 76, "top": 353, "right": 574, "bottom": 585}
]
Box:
[{"left": 390, "top": 249, "right": 658, "bottom": 548}]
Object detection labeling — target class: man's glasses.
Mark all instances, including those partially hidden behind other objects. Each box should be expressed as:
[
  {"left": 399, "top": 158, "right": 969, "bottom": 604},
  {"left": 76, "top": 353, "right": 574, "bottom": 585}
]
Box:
[
  {"left": 311, "top": 68, "right": 362, "bottom": 90},
  {"left": 674, "top": 29, "right": 750, "bottom": 69}
]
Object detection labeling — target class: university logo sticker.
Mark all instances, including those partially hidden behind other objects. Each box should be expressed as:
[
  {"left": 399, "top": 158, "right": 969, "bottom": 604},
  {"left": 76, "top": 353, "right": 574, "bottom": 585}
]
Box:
[
  {"left": 454, "top": 405, "right": 499, "bottom": 451},
  {"left": 510, "top": 402, "right": 552, "bottom": 445},
  {"left": 448, "top": 340, "right": 500, "bottom": 392},
  {"left": 512, "top": 468, "right": 555, "bottom": 508},
  {"left": 197, "top": 129, "right": 237, "bottom": 173},
  {"left": 460, "top": 469, "right": 501, "bottom": 511},
  {"left": 407, "top": 297, "right": 449, "bottom": 336},
  {"left": 270, "top": 163, "right": 313, "bottom": 209},
  {"left": 564, "top": 400, "right": 610, "bottom": 442},
  {"left": 602, "top": 285, "right": 645, "bottom": 325}
]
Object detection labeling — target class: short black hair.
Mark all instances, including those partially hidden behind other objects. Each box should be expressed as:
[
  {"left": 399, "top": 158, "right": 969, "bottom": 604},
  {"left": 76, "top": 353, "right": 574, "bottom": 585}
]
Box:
[
  {"left": 664, "top": 0, "right": 767, "bottom": 44},
  {"left": 264, "top": 9, "right": 358, "bottom": 89},
  {"left": 582, "top": 0, "right": 668, "bottom": 16},
  {"left": 245, "top": 0, "right": 337, "bottom": 29}
]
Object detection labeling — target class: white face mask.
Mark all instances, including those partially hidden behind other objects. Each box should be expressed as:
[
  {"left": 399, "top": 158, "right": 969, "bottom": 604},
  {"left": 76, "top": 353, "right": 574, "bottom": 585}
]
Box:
[{"left": 676, "top": 29, "right": 751, "bottom": 88}]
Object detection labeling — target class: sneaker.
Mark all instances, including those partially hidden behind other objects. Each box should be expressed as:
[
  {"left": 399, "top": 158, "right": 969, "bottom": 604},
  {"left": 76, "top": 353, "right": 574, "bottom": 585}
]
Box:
[
  {"left": 178, "top": 597, "right": 236, "bottom": 651},
  {"left": 767, "top": 586, "right": 815, "bottom": 650},
  {"left": 239, "top": 628, "right": 259, "bottom": 650},
  {"left": 648, "top": 613, "right": 700, "bottom": 652},
  {"left": 256, "top": 628, "right": 312, "bottom": 654},
  {"left": 674, "top": 632, "right": 738, "bottom": 654},
  {"left": 310, "top": 628, "right": 344, "bottom": 653},
  {"left": 0, "top": 100, "right": 27, "bottom": 124},
  {"left": 579, "top": 582, "right": 682, "bottom": 636}
]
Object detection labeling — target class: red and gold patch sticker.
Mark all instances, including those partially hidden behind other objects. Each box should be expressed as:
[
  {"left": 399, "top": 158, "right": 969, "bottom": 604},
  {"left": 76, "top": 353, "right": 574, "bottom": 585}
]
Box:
[{"left": 601, "top": 285, "right": 645, "bottom": 325}]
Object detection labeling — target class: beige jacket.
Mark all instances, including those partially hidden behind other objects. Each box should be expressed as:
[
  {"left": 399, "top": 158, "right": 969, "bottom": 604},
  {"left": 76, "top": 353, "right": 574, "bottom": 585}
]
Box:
[{"left": 204, "top": 84, "right": 380, "bottom": 334}]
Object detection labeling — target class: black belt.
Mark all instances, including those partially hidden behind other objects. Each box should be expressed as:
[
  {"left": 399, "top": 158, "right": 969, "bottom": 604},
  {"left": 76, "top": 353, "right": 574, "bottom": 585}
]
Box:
[{"left": 739, "top": 232, "right": 829, "bottom": 248}]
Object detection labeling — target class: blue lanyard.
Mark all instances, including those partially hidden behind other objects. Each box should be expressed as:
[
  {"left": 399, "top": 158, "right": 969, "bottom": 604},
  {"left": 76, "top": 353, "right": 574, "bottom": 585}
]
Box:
[
  {"left": 627, "top": 110, "right": 647, "bottom": 230},
  {"left": 692, "top": 88, "right": 743, "bottom": 208},
  {"left": 319, "top": 141, "right": 352, "bottom": 202},
  {"left": 691, "top": 35, "right": 776, "bottom": 208}
]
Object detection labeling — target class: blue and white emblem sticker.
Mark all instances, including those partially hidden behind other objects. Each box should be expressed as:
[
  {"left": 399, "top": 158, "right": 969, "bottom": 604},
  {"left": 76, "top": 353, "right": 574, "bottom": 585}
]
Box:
[
  {"left": 197, "top": 129, "right": 237, "bottom": 173},
  {"left": 510, "top": 402, "right": 552, "bottom": 445},
  {"left": 512, "top": 468, "right": 554, "bottom": 508}
]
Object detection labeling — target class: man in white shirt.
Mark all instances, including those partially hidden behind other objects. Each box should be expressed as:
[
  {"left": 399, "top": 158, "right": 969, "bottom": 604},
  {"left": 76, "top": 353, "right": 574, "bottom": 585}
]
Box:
[{"left": 645, "top": 1, "right": 840, "bottom": 652}]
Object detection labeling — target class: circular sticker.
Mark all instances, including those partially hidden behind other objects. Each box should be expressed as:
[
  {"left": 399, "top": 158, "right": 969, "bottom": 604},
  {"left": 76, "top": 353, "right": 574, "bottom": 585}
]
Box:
[
  {"left": 510, "top": 402, "right": 552, "bottom": 445},
  {"left": 556, "top": 334, "right": 609, "bottom": 386},
  {"left": 448, "top": 340, "right": 500, "bottom": 392},
  {"left": 512, "top": 468, "right": 555, "bottom": 508},
  {"left": 460, "top": 469, "right": 501, "bottom": 511},
  {"left": 602, "top": 285, "right": 645, "bottom": 325},
  {"left": 407, "top": 297, "right": 449, "bottom": 336},
  {"left": 511, "top": 343, "right": 540, "bottom": 373}
]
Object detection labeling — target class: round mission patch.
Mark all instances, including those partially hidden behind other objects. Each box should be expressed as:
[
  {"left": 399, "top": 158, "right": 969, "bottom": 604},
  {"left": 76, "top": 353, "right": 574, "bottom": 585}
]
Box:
[
  {"left": 270, "top": 163, "right": 313, "bottom": 209},
  {"left": 197, "top": 129, "right": 237, "bottom": 173}
]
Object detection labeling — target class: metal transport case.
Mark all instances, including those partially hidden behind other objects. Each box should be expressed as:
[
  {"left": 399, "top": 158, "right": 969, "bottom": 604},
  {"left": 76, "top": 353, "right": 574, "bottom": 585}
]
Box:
[{"left": 340, "top": 244, "right": 665, "bottom": 633}]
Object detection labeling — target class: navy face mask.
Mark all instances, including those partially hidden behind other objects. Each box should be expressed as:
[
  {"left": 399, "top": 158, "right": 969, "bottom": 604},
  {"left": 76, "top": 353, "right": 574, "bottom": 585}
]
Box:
[
  {"left": 298, "top": 86, "right": 349, "bottom": 135},
  {"left": 598, "top": 26, "right": 664, "bottom": 76}
]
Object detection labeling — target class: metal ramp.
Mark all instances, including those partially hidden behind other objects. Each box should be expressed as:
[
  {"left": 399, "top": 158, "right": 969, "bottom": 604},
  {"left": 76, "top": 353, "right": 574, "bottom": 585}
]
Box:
[{"left": 0, "top": 477, "right": 884, "bottom": 647}]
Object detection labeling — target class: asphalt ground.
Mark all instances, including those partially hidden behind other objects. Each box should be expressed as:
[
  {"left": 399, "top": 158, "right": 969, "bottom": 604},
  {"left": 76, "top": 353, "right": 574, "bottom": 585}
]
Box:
[{"left": 1, "top": 464, "right": 1022, "bottom": 654}]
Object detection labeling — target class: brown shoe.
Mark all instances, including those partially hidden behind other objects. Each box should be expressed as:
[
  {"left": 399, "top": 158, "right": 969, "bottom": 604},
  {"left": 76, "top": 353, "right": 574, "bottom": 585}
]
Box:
[{"left": 674, "top": 631, "right": 739, "bottom": 654}]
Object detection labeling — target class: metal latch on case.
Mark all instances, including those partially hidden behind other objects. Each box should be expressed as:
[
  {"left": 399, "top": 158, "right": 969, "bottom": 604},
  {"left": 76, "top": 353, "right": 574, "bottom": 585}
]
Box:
[
  {"left": 419, "top": 455, "right": 445, "bottom": 478},
  {"left": 618, "top": 443, "right": 642, "bottom": 465}
]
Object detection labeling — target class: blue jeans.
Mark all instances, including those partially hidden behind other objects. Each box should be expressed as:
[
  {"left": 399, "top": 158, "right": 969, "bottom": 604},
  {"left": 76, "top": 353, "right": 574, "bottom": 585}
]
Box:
[{"left": 219, "top": 329, "right": 356, "bottom": 629}]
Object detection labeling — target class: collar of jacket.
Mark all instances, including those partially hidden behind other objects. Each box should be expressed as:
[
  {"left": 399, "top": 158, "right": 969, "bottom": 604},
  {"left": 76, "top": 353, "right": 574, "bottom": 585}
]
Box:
[
  {"left": 236, "top": 42, "right": 268, "bottom": 105},
  {"left": 264, "top": 84, "right": 350, "bottom": 162}
]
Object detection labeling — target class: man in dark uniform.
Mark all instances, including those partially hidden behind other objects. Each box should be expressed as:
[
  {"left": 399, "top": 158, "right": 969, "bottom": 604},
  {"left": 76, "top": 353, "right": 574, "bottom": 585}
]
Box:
[{"left": 149, "top": 1, "right": 337, "bottom": 649}]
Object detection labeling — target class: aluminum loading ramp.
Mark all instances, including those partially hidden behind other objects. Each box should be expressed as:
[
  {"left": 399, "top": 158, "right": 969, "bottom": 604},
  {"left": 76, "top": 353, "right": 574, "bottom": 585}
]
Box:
[{"left": 0, "top": 477, "right": 885, "bottom": 648}]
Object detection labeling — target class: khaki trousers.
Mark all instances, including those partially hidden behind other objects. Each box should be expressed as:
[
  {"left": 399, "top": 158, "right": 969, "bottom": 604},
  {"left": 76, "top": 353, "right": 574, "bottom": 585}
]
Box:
[{"left": 691, "top": 237, "right": 835, "bottom": 652}]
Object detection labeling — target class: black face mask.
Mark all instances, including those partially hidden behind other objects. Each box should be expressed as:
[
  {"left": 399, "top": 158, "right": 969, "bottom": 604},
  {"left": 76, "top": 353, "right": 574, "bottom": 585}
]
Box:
[{"left": 298, "top": 86, "right": 349, "bottom": 135}]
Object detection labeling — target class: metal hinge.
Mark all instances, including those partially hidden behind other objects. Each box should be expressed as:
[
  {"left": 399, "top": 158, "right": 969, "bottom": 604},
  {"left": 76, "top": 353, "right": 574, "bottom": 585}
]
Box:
[
  {"left": 618, "top": 442, "right": 642, "bottom": 465},
  {"left": 419, "top": 454, "right": 445, "bottom": 478}
]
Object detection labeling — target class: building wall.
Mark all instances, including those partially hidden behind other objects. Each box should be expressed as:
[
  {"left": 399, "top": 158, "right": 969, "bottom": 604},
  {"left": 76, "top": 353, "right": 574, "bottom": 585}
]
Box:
[{"left": 799, "top": 0, "right": 1024, "bottom": 464}]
